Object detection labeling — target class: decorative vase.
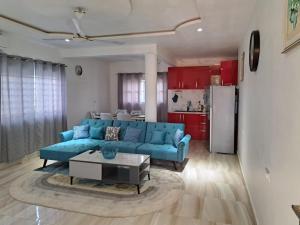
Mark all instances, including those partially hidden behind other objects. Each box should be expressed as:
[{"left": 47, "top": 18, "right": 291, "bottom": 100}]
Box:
[{"left": 101, "top": 144, "right": 118, "bottom": 159}]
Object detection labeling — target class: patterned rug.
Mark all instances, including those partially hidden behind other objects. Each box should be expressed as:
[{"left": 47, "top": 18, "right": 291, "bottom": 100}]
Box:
[{"left": 9, "top": 163, "right": 184, "bottom": 217}]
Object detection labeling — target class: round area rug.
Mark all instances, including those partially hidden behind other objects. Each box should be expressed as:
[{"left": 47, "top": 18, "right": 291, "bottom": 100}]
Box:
[{"left": 9, "top": 168, "right": 184, "bottom": 217}]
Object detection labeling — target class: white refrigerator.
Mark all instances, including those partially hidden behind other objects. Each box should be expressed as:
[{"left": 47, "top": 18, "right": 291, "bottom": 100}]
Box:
[{"left": 209, "top": 86, "right": 236, "bottom": 154}]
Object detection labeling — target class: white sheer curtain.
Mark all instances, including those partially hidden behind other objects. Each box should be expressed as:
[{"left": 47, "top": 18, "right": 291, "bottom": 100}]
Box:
[
  {"left": 0, "top": 54, "right": 66, "bottom": 162},
  {"left": 34, "top": 61, "right": 67, "bottom": 149},
  {"left": 118, "top": 73, "right": 145, "bottom": 113}
]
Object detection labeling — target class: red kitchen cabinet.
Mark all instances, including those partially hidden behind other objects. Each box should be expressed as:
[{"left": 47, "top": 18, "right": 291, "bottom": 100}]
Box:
[
  {"left": 168, "top": 113, "right": 182, "bottom": 123},
  {"left": 168, "top": 66, "right": 211, "bottom": 90},
  {"left": 181, "top": 67, "right": 199, "bottom": 89},
  {"left": 168, "top": 113, "right": 209, "bottom": 140},
  {"left": 220, "top": 60, "right": 238, "bottom": 86},
  {"left": 183, "top": 114, "right": 208, "bottom": 124},
  {"left": 168, "top": 67, "right": 182, "bottom": 89}
]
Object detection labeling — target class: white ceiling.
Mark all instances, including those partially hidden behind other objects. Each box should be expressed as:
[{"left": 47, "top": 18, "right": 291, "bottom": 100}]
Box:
[{"left": 0, "top": 0, "right": 256, "bottom": 59}]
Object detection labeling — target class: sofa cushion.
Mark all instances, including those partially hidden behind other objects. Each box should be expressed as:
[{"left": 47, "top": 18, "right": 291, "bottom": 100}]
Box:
[
  {"left": 145, "top": 122, "right": 184, "bottom": 144},
  {"left": 123, "top": 127, "right": 142, "bottom": 143},
  {"left": 137, "top": 143, "right": 178, "bottom": 161},
  {"left": 174, "top": 129, "right": 184, "bottom": 147},
  {"left": 105, "top": 126, "right": 120, "bottom": 141},
  {"left": 81, "top": 119, "right": 113, "bottom": 129},
  {"left": 89, "top": 126, "right": 104, "bottom": 139},
  {"left": 164, "top": 132, "right": 174, "bottom": 145},
  {"left": 104, "top": 141, "right": 143, "bottom": 154},
  {"left": 113, "top": 120, "right": 147, "bottom": 143},
  {"left": 149, "top": 131, "right": 165, "bottom": 145},
  {"left": 40, "top": 139, "right": 105, "bottom": 161},
  {"left": 73, "top": 125, "right": 90, "bottom": 140}
]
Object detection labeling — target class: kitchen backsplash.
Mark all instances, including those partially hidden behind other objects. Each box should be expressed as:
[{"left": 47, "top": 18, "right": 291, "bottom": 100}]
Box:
[{"left": 168, "top": 90, "right": 207, "bottom": 112}]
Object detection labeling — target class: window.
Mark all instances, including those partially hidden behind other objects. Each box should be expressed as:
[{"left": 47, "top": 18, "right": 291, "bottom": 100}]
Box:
[
  {"left": 139, "top": 79, "right": 145, "bottom": 103},
  {"left": 0, "top": 54, "right": 66, "bottom": 162}
]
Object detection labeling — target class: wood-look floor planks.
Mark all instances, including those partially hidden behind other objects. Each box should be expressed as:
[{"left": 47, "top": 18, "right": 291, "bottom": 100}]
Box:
[{"left": 0, "top": 141, "right": 256, "bottom": 225}]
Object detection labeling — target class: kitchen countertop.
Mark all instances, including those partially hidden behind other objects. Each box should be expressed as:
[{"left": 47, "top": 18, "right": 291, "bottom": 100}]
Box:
[{"left": 168, "top": 111, "right": 208, "bottom": 115}]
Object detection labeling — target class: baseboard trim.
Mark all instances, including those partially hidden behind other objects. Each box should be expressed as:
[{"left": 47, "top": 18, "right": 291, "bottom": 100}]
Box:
[{"left": 237, "top": 152, "right": 259, "bottom": 225}]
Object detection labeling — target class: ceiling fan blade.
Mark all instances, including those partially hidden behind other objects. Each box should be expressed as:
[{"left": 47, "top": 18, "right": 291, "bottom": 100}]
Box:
[
  {"left": 42, "top": 38, "right": 67, "bottom": 41},
  {"left": 90, "top": 39, "right": 125, "bottom": 45},
  {"left": 71, "top": 18, "right": 85, "bottom": 37}
]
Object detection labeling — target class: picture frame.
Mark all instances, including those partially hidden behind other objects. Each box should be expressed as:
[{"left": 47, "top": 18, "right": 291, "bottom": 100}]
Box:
[{"left": 283, "top": 0, "right": 300, "bottom": 53}]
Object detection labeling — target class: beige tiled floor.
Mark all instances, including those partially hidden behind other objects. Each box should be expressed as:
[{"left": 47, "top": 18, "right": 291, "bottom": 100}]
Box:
[{"left": 0, "top": 141, "right": 256, "bottom": 225}]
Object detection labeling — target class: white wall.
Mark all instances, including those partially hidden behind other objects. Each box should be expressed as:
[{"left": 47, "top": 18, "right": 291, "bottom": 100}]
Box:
[
  {"left": 238, "top": 0, "right": 300, "bottom": 225},
  {"left": 1, "top": 33, "right": 111, "bottom": 129},
  {"left": 63, "top": 58, "right": 110, "bottom": 128},
  {"left": 1, "top": 33, "right": 61, "bottom": 62},
  {"left": 109, "top": 59, "right": 169, "bottom": 113}
]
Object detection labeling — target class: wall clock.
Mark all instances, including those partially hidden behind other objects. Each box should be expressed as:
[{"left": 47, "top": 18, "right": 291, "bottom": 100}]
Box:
[
  {"left": 75, "top": 65, "right": 83, "bottom": 76},
  {"left": 249, "top": 30, "right": 260, "bottom": 72}
]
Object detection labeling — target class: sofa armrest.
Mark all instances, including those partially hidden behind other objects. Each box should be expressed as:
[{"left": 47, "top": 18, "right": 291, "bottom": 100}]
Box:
[
  {"left": 177, "top": 134, "right": 191, "bottom": 161},
  {"left": 59, "top": 130, "right": 74, "bottom": 142}
]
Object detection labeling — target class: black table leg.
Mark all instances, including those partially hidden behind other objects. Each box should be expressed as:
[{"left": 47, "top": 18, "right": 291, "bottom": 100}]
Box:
[
  {"left": 43, "top": 159, "right": 47, "bottom": 168},
  {"left": 136, "top": 184, "right": 140, "bottom": 194},
  {"left": 70, "top": 176, "right": 73, "bottom": 185},
  {"left": 148, "top": 172, "right": 150, "bottom": 180}
]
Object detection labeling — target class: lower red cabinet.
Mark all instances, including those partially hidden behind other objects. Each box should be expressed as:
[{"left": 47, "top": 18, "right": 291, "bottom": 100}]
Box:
[
  {"left": 168, "top": 113, "right": 181, "bottom": 123},
  {"left": 168, "top": 113, "right": 209, "bottom": 140}
]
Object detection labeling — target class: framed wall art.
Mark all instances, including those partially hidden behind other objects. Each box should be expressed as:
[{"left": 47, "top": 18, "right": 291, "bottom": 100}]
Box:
[{"left": 283, "top": 0, "right": 300, "bottom": 52}]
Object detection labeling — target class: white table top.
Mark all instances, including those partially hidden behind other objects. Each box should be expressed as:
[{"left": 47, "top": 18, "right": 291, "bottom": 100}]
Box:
[{"left": 70, "top": 150, "right": 150, "bottom": 167}]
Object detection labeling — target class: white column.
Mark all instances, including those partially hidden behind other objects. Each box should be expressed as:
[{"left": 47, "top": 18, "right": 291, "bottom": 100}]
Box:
[{"left": 145, "top": 52, "right": 157, "bottom": 122}]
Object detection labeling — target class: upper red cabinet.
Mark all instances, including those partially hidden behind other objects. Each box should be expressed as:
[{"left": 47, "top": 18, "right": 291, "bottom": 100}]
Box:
[
  {"left": 168, "top": 66, "right": 213, "bottom": 90},
  {"left": 167, "top": 67, "right": 182, "bottom": 89},
  {"left": 220, "top": 60, "right": 238, "bottom": 86}
]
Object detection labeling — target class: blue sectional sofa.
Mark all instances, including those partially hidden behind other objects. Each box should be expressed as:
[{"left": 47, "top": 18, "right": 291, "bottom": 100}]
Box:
[{"left": 40, "top": 119, "right": 191, "bottom": 169}]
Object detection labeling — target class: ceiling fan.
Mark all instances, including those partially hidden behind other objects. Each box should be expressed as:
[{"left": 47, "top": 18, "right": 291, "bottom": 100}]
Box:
[{"left": 43, "top": 7, "right": 124, "bottom": 45}]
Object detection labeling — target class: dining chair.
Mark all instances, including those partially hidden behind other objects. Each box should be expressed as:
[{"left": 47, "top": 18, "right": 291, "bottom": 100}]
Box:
[
  {"left": 115, "top": 109, "right": 128, "bottom": 114},
  {"left": 130, "top": 110, "right": 142, "bottom": 116},
  {"left": 116, "top": 113, "right": 132, "bottom": 121},
  {"left": 100, "top": 113, "right": 113, "bottom": 120}
]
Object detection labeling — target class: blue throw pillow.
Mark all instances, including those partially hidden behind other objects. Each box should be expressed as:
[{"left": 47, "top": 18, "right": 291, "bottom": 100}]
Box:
[
  {"left": 89, "top": 126, "right": 104, "bottom": 139},
  {"left": 123, "top": 127, "right": 142, "bottom": 143},
  {"left": 73, "top": 125, "right": 90, "bottom": 140},
  {"left": 164, "top": 132, "right": 173, "bottom": 145},
  {"left": 174, "top": 129, "right": 184, "bottom": 147},
  {"left": 150, "top": 131, "right": 165, "bottom": 145}
]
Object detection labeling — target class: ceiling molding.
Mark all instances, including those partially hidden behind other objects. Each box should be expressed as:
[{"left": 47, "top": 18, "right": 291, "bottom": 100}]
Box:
[
  {"left": 0, "top": 14, "right": 201, "bottom": 40},
  {"left": 90, "top": 17, "right": 201, "bottom": 40},
  {"left": 0, "top": 14, "right": 71, "bottom": 36}
]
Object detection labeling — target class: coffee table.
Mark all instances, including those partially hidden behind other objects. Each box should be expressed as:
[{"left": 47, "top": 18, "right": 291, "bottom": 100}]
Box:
[{"left": 69, "top": 150, "right": 150, "bottom": 194}]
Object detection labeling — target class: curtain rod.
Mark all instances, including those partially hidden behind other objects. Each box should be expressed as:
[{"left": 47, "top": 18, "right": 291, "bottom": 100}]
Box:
[{"left": 0, "top": 53, "right": 67, "bottom": 67}]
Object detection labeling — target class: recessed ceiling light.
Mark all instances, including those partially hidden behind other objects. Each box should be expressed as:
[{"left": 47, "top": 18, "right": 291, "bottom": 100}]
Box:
[
  {"left": 65, "top": 38, "right": 70, "bottom": 42},
  {"left": 197, "top": 28, "right": 203, "bottom": 32}
]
